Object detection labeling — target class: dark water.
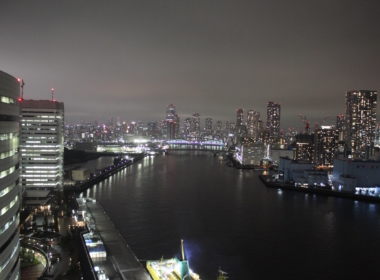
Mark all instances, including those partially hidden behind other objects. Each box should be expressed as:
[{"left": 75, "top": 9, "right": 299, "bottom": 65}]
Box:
[{"left": 77, "top": 152, "right": 380, "bottom": 279}]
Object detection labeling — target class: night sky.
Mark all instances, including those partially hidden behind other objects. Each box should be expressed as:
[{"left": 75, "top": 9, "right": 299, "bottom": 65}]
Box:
[{"left": 1, "top": 1, "right": 380, "bottom": 129}]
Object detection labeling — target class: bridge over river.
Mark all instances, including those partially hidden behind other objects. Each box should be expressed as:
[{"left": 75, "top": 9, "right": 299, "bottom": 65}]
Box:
[{"left": 166, "top": 139, "right": 226, "bottom": 153}]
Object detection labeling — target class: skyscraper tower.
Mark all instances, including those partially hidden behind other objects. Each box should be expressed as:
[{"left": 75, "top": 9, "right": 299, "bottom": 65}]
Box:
[
  {"left": 190, "top": 113, "right": 201, "bottom": 136},
  {"left": 336, "top": 114, "right": 345, "bottom": 141},
  {"left": 247, "top": 110, "right": 260, "bottom": 136},
  {"left": 344, "top": 90, "right": 377, "bottom": 158},
  {"left": 174, "top": 114, "right": 180, "bottom": 138},
  {"left": 184, "top": 118, "right": 191, "bottom": 138},
  {"left": 236, "top": 109, "right": 244, "bottom": 128},
  {"left": 314, "top": 126, "right": 338, "bottom": 166},
  {"left": 20, "top": 99, "right": 64, "bottom": 192},
  {"left": 266, "top": 102, "right": 281, "bottom": 143},
  {"left": 0, "top": 70, "right": 21, "bottom": 280},
  {"left": 166, "top": 103, "right": 176, "bottom": 122},
  {"left": 215, "top": 120, "right": 222, "bottom": 133},
  {"left": 205, "top": 118, "right": 213, "bottom": 135}
]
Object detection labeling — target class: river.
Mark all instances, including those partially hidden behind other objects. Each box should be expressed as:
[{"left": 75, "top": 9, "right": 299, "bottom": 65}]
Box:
[{"left": 74, "top": 152, "right": 380, "bottom": 279}]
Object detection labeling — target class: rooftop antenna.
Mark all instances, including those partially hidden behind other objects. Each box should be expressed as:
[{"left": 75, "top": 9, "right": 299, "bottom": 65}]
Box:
[{"left": 52, "top": 88, "right": 55, "bottom": 101}]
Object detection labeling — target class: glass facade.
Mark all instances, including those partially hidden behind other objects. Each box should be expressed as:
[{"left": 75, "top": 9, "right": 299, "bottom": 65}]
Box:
[{"left": 0, "top": 70, "right": 20, "bottom": 280}]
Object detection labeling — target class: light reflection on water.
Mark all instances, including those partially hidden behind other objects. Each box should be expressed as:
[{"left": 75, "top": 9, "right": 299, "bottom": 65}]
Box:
[{"left": 78, "top": 155, "right": 380, "bottom": 280}]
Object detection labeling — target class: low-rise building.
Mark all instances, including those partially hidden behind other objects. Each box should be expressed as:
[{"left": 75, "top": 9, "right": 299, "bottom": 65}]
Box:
[
  {"left": 235, "top": 137, "right": 265, "bottom": 166},
  {"left": 332, "top": 158, "right": 380, "bottom": 191},
  {"left": 278, "top": 157, "right": 313, "bottom": 181},
  {"left": 71, "top": 168, "right": 91, "bottom": 181},
  {"left": 294, "top": 170, "right": 329, "bottom": 187}
]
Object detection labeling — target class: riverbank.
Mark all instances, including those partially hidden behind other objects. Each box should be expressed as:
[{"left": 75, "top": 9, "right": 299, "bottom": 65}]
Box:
[
  {"left": 259, "top": 174, "right": 380, "bottom": 203},
  {"left": 64, "top": 153, "right": 145, "bottom": 192}
]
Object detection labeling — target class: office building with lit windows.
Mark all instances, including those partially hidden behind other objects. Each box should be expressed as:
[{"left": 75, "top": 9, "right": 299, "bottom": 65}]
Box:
[
  {"left": 190, "top": 113, "right": 201, "bottom": 137},
  {"left": 0, "top": 70, "right": 21, "bottom": 280},
  {"left": 314, "top": 126, "right": 338, "bottom": 166},
  {"left": 205, "top": 118, "right": 212, "bottom": 135},
  {"left": 236, "top": 109, "right": 244, "bottom": 129},
  {"left": 19, "top": 99, "right": 64, "bottom": 196},
  {"left": 166, "top": 103, "right": 176, "bottom": 122},
  {"left": 247, "top": 110, "right": 260, "bottom": 136},
  {"left": 336, "top": 114, "right": 345, "bottom": 141},
  {"left": 266, "top": 101, "right": 281, "bottom": 143},
  {"left": 344, "top": 90, "right": 377, "bottom": 158}
]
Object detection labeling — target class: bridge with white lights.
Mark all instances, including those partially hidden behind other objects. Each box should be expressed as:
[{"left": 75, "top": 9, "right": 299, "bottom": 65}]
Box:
[{"left": 166, "top": 139, "right": 225, "bottom": 152}]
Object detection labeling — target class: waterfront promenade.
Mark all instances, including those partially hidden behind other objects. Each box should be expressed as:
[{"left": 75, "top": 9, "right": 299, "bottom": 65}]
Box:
[{"left": 77, "top": 198, "right": 151, "bottom": 280}]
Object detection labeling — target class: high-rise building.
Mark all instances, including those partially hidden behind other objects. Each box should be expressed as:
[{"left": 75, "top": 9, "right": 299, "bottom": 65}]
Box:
[
  {"left": 166, "top": 103, "right": 176, "bottom": 122},
  {"left": 147, "top": 122, "right": 157, "bottom": 131},
  {"left": 0, "top": 70, "right": 21, "bottom": 280},
  {"left": 184, "top": 118, "right": 191, "bottom": 138},
  {"left": 314, "top": 126, "right": 339, "bottom": 166},
  {"left": 295, "top": 133, "right": 314, "bottom": 162},
  {"left": 236, "top": 109, "right": 244, "bottom": 128},
  {"left": 344, "top": 90, "right": 377, "bottom": 158},
  {"left": 257, "top": 119, "right": 264, "bottom": 132},
  {"left": 108, "top": 116, "right": 113, "bottom": 126},
  {"left": 19, "top": 99, "right": 64, "bottom": 193},
  {"left": 336, "top": 114, "right": 345, "bottom": 141},
  {"left": 167, "top": 121, "right": 176, "bottom": 140},
  {"left": 266, "top": 102, "right": 281, "bottom": 143},
  {"left": 174, "top": 114, "right": 180, "bottom": 138},
  {"left": 205, "top": 118, "right": 213, "bottom": 135},
  {"left": 247, "top": 110, "right": 260, "bottom": 136},
  {"left": 225, "top": 121, "right": 230, "bottom": 134},
  {"left": 164, "top": 104, "right": 177, "bottom": 139},
  {"left": 190, "top": 113, "right": 201, "bottom": 137},
  {"left": 215, "top": 120, "right": 222, "bottom": 132}
]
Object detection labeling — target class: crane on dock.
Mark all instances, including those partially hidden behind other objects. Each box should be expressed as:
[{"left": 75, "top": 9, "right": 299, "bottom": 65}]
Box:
[{"left": 218, "top": 267, "right": 228, "bottom": 280}]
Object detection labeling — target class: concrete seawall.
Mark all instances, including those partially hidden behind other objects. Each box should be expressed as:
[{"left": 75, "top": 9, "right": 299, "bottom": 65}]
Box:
[{"left": 64, "top": 153, "right": 145, "bottom": 192}]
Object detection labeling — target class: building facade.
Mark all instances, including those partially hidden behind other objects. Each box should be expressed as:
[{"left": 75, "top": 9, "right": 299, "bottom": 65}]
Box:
[
  {"left": 344, "top": 90, "right": 377, "bottom": 158},
  {"left": 236, "top": 109, "right": 244, "bottom": 129},
  {"left": 247, "top": 110, "right": 260, "bottom": 136},
  {"left": 235, "top": 137, "right": 265, "bottom": 166},
  {"left": 314, "top": 126, "right": 338, "bottom": 166},
  {"left": 205, "top": 118, "right": 212, "bottom": 135},
  {"left": 266, "top": 102, "right": 281, "bottom": 143},
  {"left": 333, "top": 158, "right": 380, "bottom": 191},
  {"left": 0, "top": 70, "right": 21, "bottom": 280},
  {"left": 190, "top": 113, "right": 201, "bottom": 137},
  {"left": 19, "top": 100, "right": 64, "bottom": 193},
  {"left": 336, "top": 114, "right": 345, "bottom": 141}
]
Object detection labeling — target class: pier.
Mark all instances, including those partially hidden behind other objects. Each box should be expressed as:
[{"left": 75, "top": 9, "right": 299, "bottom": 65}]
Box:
[{"left": 75, "top": 198, "right": 151, "bottom": 280}]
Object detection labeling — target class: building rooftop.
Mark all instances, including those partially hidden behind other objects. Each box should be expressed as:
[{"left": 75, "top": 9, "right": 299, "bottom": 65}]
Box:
[{"left": 25, "top": 190, "right": 51, "bottom": 198}]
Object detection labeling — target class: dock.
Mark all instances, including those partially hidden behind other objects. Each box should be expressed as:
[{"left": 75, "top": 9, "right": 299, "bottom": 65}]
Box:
[
  {"left": 76, "top": 198, "right": 151, "bottom": 280},
  {"left": 259, "top": 175, "right": 380, "bottom": 203}
]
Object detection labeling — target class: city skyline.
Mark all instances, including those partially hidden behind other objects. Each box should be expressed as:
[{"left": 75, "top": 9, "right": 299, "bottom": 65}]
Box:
[{"left": 1, "top": 1, "right": 380, "bottom": 128}]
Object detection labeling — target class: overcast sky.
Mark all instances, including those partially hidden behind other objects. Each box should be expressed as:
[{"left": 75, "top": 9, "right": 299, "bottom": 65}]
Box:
[{"left": 1, "top": 1, "right": 380, "bottom": 130}]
